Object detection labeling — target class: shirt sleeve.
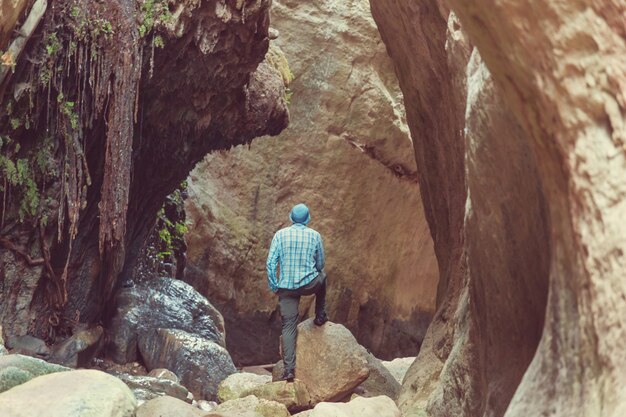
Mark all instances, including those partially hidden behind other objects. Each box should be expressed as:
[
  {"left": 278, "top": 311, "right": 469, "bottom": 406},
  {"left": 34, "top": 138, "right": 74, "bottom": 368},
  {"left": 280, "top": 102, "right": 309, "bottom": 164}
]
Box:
[
  {"left": 266, "top": 233, "right": 280, "bottom": 293},
  {"left": 315, "top": 233, "right": 325, "bottom": 272}
]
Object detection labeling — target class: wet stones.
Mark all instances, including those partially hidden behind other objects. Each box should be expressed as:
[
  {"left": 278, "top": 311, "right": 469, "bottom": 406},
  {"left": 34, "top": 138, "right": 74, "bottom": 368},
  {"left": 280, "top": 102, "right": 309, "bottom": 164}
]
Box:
[
  {"left": 49, "top": 326, "right": 104, "bottom": 367},
  {"left": 108, "top": 371, "right": 190, "bottom": 405},
  {"left": 138, "top": 328, "right": 236, "bottom": 401},
  {"left": 108, "top": 277, "right": 226, "bottom": 364}
]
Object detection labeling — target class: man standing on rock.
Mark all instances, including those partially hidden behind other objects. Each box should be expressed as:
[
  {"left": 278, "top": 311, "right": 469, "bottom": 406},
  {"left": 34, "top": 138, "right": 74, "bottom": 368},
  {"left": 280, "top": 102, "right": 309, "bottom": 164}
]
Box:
[{"left": 266, "top": 203, "right": 328, "bottom": 382}]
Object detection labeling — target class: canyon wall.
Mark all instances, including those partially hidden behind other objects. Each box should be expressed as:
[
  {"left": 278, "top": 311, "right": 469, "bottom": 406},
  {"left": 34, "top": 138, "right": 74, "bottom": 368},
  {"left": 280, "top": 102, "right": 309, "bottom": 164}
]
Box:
[
  {"left": 372, "top": 0, "right": 625, "bottom": 416},
  {"left": 0, "top": 0, "right": 288, "bottom": 342},
  {"left": 184, "top": 0, "right": 439, "bottom": 365}
]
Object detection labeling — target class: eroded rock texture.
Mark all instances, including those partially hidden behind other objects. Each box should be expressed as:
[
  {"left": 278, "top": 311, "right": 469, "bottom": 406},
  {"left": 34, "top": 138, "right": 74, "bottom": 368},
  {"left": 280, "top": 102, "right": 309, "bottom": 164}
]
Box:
[
  {"left": 0, "top": 0, "right": 288, "bottom": 342},
  {"left": 372, "top": 0, "right": 625, "bottom": 416},
  {"left": 184, "top": 0, "right": 438, "bottom": 365}
]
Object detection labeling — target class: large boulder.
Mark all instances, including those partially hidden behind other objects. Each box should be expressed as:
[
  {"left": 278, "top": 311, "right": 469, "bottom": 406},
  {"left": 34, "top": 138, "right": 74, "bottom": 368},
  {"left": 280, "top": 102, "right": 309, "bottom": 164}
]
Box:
[
  {"left": 355, "top": 351, "right": 402, "bottom": 400},
  {"left": 291, "top": 319, "right": 370, "bottom": 403},
  {"left": 49, "top": 326, "right": 104, "bottom": 367},
  {"left": 137, "top": 396, "right": 205, "bottom": 417},
  {"left": 183, "top": 0, "right": 438, "bottom": 366},
  {"left": 0, "top": 354, "right": 70, "bottom": 393},
  {"left": 0, "top": 369, "right": 137, "bottom": 417},
  {"left": 381, "top": 357, "right": 415, "bottom": 384},
  {"left": 110, "top": 371, "right": 190, "bottom": 405},
  {"left": 214, "top": 395, "right": 289, "bottom": 417},
  {"left": 109, "top": 277, "right": 226, "bottom": 364},
  {"left": 139, "top": 328, "right": 236, "bottom": 401},
  {"left": 309, "top": 395, "right": 401, "bottom": 417},
  {"left": 5, "top": 334, "right": 50, "bottom": 359},
  {"left": 218, "top": 372, "right": 272, "bottom": 402}
]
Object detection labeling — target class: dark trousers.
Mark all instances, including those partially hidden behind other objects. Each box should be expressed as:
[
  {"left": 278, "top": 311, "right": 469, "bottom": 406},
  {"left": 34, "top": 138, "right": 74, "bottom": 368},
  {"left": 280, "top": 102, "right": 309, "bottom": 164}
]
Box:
[{"left": 278, "top": 271, "right": 327, "bottom": 373}]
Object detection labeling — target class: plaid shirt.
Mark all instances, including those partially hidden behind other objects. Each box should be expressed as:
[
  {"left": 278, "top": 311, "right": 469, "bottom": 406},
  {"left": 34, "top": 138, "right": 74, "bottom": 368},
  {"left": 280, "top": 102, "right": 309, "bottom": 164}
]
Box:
[{"left": 266, "top": 223, "right": 325, "bottom": 293}]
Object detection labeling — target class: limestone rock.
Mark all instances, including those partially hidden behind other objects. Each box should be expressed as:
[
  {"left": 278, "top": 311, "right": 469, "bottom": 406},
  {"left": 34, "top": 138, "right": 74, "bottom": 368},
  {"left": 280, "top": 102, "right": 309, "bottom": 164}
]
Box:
[
  {"left": 49, "top": 326, "right": 104, "bottom": 367},
  {"left": 0, "top": 369, "right": 136, "bottom": 417},
  {"left": 139, "top": 328, "right": 236, "bottom": 401},
  {"left": 0, "top": 354, "right": 70, "bottom": 393},
  {"left": 243, "top": 380, "right": 311, "bottom": 412},
  {"left": 217, "top": 372, "right": 272, "bottom": 402},
  {"left": 381, "top": 357, "right": 415, "bottom": 384},
  {"left": 310, "top": 395, "right": 401, "bottom": 417},
  {"left": 137, "top": 396, "right": 205, "bottom": 417},
  {"left": 354, "top": 352, "right": 401, "bottom": 400},
  {"left": 148, "top": 368, "right": 180, "bottom": 383},
  {"left": 195, "top": 400, "right": 218, "bottom": 412},
  {"left": 214, "top": 395, "right": 289, "bottom": 417},
  {"left": 109, "top": 277, "right": 226, "bottom": 364},
  {"left": 110, "top": 371, "right": 190, "bottom": 405},
  {"left": 292, "top": 320, "right": 370, "bottom": 403},
  {"left": 183, "top": 0, "right": 438, "bottom": 366}
]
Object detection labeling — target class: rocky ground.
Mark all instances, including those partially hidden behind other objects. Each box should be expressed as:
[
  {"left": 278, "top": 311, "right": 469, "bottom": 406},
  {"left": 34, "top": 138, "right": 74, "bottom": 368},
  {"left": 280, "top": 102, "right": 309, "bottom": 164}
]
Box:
[{"left": 0, "top": 278, "right": 413, "bottom": 416}]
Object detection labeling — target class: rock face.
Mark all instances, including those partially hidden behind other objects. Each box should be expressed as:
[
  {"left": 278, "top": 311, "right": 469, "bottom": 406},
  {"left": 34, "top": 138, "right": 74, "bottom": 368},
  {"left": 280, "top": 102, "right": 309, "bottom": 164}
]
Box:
[
  {"left": 310, "top": 395, "right": 401, "bottom": 417},
  {"left": 139, "top": 328, "right": 236, "bottom": 401},
  {"left": 0, "top": 354, "right": 70, "bottom": 393},
  {"left": 0, "top": 0, "right": 288, "bottom": 345},
  {"left": 371, "top": 0, "right": 626, "bottom": 416},
  {"left": 108, "top": 277, "right": 226, "bottom": 364},
  {"left": 183, "top": 0, "right": 438, "bottom": 365},
  {"left": 0, "top": 369, "right": 137, "bottom": 417}
]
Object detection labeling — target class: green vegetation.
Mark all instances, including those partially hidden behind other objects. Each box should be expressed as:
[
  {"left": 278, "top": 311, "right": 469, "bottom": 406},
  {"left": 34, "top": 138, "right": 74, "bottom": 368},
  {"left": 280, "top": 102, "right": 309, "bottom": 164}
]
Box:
[
  {"left": 266, "top": 44, "right": 294, "bottom": 104},
  {"left": 57, "top": 93, "right": 79, "bottom": 130},
  {"left": 137, "top": 0, "right": 172, "bottom": 38}
]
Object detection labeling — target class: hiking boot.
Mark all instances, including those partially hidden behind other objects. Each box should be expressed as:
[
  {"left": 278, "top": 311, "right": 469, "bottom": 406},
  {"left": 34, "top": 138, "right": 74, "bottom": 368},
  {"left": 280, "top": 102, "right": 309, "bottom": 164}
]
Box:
[
  {"left": 314, "top": 313, "right": 328, "bottom": 326},
  {"left": 283, "top": 369, "right": 295, "bottom": 382}
]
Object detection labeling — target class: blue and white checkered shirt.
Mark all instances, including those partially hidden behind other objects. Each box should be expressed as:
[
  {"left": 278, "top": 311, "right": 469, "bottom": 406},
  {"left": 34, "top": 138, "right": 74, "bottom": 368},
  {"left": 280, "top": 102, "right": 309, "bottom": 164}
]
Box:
[{"left": 266, "top": 223, "right": 325, "bottom": 293}]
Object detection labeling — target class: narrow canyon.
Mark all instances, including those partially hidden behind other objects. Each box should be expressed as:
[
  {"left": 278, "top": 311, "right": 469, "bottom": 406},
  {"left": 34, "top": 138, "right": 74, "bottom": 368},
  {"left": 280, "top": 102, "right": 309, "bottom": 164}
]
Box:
[{"left": 0, "top": 0, "right": 624, "bottom": 417}]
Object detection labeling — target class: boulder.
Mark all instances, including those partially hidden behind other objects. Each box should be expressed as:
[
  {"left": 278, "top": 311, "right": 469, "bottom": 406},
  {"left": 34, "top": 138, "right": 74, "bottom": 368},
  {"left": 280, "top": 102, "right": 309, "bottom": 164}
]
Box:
[
  {"left": 149, "top": 368, "right": 180, "bottom": 383},
  {"left": 0, "top": 354, "right": 70, "bottom": 393},
  {"left": 110, "top": 371, "right": 190, "bottom": 405},
  {"left": 5, "top": 334, "right": 50, "bottom": 359},
  {"left": 0, "top": 369, "right": 136, "bottom": 417},
  {"left": 218, "top": 372, "right": 272, "bottom": 402},
  {"left": 276, "top": 320, "right": 370, "bottom": 403},
  {"left": 109, "top": 277, "right": 226, "bottom": 364},
  {"left": 139, "top": 328, "right": 236, "bottom": 401},
  {"left": 309, "top": 395, "right": 401, "bottom": 417},
  {"left": 243, "top": 380, "right": 311, "bottom": 412},
  {"left": 354, "top": 352, "right": 401, "bottom": 400},
  {"left": 214, "top": 395, "right": 289, "bottom": 417},
  {"left": 381, "top": 357, "right": 415, "bottom": 384},
  {"left": 137, "top": 396, "right": 205, "bottom": 417},
  {"left": 49, "top": 326, "right": 104, "bottom": 367},
  {"left": 195, "top": 400, "right": 218, "bottom": 412}
]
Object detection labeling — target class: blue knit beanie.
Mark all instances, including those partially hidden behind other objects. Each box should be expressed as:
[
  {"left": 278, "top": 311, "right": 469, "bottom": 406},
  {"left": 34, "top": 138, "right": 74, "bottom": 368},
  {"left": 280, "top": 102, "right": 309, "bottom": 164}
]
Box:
[{"left": 289, "top": 203, "right": 311, "bottom": 225}]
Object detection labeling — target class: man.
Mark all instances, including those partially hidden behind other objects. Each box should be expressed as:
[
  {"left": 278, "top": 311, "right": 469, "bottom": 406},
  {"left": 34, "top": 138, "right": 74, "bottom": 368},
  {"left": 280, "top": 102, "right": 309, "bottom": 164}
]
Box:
[{"left": 266, "top": 203, "right": 328, "bottom": 382}]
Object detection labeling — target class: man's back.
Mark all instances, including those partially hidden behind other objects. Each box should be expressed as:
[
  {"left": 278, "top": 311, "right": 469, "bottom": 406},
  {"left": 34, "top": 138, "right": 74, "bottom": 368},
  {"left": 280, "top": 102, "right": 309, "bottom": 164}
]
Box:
[{"left": 266, "top": 223, "right": 325, "bottom": 291}]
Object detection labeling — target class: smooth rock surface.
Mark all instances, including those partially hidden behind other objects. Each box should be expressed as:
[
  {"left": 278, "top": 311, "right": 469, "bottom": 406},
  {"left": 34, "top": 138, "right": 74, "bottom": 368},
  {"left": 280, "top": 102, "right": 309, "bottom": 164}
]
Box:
[
  {"left": 5, "top": 334, "right": 50, "bottom": 359},
  {"left": 0, "top": 354, "right": 70, "bottom": 393},
  {"left": 137, "top": 396, "right": 205, "bottom": 417},
  {"left": 292, "top": 320, "right": 369, "bottom": 403},
  {"left": 214, "top": 395, "right": 289, "bottom": 417},
  {"left": 184, "top": 0, "right": 438, "bottom": 366},
  {"left": 310, "top": 395, "right": 401, "bottom": 417},
  {"left": 109, "top": 277, "right": 226, "bottom": 364},
  {"left": 49, "top": 326, "right": 104, "bottom": 367},
  {"left": 0, "top": 369, "right": 136, "bottom": 417},
  {"left": 110, "top": 371, "right": 190, "bottom": 404},
  {"left": 139, "top": 328, "right": 236, "bottom": 401},
  {"left": 218, "top": 372, "right": 272, "bottom": 402},
  {"left": 148, "top": 368, "right": 180, "bottom": 383}
]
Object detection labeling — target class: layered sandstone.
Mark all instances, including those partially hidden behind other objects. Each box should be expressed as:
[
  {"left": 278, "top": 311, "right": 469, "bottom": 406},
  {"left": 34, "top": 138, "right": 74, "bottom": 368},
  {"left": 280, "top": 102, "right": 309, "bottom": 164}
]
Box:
[{"left": 184, "top": 0, "right": 438, "bottom": 364}]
